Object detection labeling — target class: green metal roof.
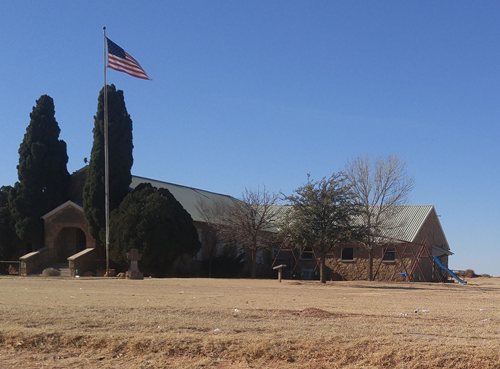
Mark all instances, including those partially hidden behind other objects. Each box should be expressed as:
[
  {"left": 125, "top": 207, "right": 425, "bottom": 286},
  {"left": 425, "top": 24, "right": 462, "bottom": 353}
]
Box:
[
  {"left": 130, "top": 176, "right": 450, "bottom": 254},
  {"left": 130, "top": 175, "right": 238, "bottom": 223},
  {"left": 377, "top": 205, "right": 434, "bottom": 242},
  {"left": 374, "top": 205, "right": 451, "bottom": 254}
]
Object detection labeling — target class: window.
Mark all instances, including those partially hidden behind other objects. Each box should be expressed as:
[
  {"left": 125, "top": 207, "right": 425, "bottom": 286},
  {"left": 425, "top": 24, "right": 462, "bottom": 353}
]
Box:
[
  {"left": 301, "top": 268, "right": 314, "bottom": 280},
  {"left": 341, "top": 247, "right": 354, "bottom": 261},
  {"left": 383, "top": 247, "right": 396, "bottom": 261}
]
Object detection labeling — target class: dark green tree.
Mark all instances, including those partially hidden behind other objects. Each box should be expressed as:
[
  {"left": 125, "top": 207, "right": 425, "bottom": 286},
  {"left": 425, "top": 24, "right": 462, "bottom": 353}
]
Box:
[
  {"left": 0, "top": 186, "right": 22, "bottom": 260},
  {"left": 280, "top": 173, "right": 361, "bottom": 283},
  {"left": 83, "top": 85, "right": 134, "bottom": 246},
  {"left": 109, "top": 183, "right": 200, "bottom": 277},
  {"left": 10, "top": 95, "right": 69, "bottom": 249}
]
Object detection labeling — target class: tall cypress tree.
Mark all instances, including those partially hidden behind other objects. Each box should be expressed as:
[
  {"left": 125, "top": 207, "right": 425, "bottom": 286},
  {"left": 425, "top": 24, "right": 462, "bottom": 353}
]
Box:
[
  {"left": 10, "top": 95, "right": 69, "bottom": 249},
  {"left": 83, "top": 85, "right": 134, "bottom": 246},
  {"left": 0, "top": 186, "right": 22, "bottom": 260}
]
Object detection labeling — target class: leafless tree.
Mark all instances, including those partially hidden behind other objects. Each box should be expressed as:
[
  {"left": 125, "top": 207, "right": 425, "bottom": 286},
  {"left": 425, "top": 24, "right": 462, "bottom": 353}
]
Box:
[
  {"left": 219, "top": 187, "right": 282, "bottom": 278},
  {"left": 345, "top": 155, "right": 414, "bottom": 281}
]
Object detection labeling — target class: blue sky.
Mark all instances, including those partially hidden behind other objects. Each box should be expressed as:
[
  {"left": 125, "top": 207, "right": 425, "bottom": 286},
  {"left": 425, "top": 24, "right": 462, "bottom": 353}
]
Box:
[{"left": 1, "top": 1, "right": 499, "bottom": 275}]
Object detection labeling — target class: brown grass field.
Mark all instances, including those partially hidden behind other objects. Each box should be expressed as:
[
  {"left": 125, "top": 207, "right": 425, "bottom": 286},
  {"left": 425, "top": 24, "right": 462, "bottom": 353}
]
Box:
[{"left": 0, "top": 276, "right": 498, "bottom": 369}]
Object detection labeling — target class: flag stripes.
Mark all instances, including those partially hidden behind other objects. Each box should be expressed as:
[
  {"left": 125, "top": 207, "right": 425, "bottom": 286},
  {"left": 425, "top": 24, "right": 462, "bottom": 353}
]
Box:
[{"left": 106, "top": 37, "right": 150, "bottom": 80}]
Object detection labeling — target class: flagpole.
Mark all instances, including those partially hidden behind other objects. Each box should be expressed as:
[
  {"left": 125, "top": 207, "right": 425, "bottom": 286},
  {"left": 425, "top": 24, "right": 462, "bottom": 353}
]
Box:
[{"left": 103, "top": 26, "right": 110, "bottom": 277}]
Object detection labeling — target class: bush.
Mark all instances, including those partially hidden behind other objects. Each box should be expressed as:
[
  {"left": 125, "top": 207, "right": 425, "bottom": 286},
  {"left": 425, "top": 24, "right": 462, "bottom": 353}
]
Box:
[
  {"left": 202, "top": 248, "right": 245, "bottom": 278},
  {"left": 42, "top": 267, "right": 60, "bottom": 277},
  {"left": 109, "top": 183, "right": 200, "bottom": 277},
  {"left": 167, "top": 253, "right": 201, "bottom": 277},
  {"left": 456, "top": 269, "right": 477, "bottom": 278}
]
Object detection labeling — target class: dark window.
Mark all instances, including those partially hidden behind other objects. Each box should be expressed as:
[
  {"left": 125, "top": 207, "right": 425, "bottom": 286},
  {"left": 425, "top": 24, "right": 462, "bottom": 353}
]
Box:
[
  {"left": 301, "top": 268, "right": 314, "bottom": 279},
  {"left": 341, "top": 247, "right": 354, "bottom": 261},
  {"left": 383, "top": 247, "right": 396, "bottom": 261}
]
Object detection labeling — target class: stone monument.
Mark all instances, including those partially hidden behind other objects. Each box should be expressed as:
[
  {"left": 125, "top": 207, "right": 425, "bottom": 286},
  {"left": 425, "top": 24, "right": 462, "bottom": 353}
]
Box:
[{"left": 126, "top": 248, "right": 144, "bottom": 280}]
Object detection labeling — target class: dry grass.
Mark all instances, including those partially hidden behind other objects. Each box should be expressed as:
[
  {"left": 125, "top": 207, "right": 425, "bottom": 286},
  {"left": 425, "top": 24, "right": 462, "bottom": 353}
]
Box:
[{"left": 0, "top": 276, "right": 498, "bottom": 368}]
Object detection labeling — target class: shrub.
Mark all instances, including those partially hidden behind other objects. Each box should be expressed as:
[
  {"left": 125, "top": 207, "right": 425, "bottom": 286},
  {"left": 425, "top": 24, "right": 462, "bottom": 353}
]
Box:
[
  {"left": 109, "top": 183, "right": 200, "bottom": 277},
  {"left": 456, "top": 269, "right": 477, "bottom": 278},
  {"left": 202, "top": 247, "right": 245, "bottom": 278},
  {"left": 42, "top": 267, "right": 60, "bottom": 277}
]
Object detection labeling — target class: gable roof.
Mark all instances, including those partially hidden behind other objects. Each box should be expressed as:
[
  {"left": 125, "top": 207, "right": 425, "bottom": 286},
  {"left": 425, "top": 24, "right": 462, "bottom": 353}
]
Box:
[
  {"left": 67, "top": 170, "right": 450, "bottom": 252},
  {"left": 377, "top": 205, "right": 434, "bottom": 242},
  {"left": 131, "top": 177, "right": 446, "bottom": 247},
  {"left": 42, "top": 200, "right": 83, "bottom": 220},
  {"left": 130, "top": 175, "right": 238, "bottom": 223}
]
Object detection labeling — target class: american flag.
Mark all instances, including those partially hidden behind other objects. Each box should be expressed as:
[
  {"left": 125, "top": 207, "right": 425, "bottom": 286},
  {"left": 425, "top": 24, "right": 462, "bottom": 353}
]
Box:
[{"left": 106, "top": 37, "right": 150, "bottom": 80}]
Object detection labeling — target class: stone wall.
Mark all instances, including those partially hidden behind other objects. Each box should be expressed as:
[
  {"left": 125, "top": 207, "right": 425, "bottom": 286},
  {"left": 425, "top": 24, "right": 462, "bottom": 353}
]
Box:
[
  {"left": 326, "top": 242, "right": 435, "bottom": 282},
  {"left": 19, "top": 248, "right": 50, "bottom": 276},
  {"left": 68, "top": 248, "right": 97, "bottom": 277}
]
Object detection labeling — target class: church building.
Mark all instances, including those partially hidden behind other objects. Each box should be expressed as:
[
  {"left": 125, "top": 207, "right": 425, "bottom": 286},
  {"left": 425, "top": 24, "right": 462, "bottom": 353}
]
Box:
[{"left": 19, "top": 169, "right": 453, "bottom": 282}]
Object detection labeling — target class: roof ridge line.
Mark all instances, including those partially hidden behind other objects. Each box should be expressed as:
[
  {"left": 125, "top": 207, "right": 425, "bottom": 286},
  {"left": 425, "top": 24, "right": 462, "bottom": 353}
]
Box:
[{"left": 131, "top": 174, "right": 237, "bottom": 200}]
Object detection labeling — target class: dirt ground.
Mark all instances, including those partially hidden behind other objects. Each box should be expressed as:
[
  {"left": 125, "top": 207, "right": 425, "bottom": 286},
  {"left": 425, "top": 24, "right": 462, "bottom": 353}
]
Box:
[{"left": 0, "top": 276, "right": 498, "bottom": 369}]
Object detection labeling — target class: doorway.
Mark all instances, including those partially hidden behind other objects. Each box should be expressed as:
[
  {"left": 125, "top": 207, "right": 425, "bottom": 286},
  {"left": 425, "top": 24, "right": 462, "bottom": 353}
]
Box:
[{"left": 55, "top": 227, "right": 86, "bottom": 263}]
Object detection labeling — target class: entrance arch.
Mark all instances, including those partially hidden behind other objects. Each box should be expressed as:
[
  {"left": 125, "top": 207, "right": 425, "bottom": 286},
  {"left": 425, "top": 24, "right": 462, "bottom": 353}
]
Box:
[
  {"left": 54, "top": 227, "right": 86, "bottom": 263},
  {"left": 42, "top": 201, "right": 96, "bottom": 264}
]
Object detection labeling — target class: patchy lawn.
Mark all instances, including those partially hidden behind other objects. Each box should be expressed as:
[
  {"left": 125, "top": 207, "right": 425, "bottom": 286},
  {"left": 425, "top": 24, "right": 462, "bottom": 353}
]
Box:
[{"left": 0, "top": 276, "right": 498, "bottom": 368}]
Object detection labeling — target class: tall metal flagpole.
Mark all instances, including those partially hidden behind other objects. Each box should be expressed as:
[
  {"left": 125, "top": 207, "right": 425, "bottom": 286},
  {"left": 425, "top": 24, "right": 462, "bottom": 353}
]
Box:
[{"left": 103, "top": 26, "right": 110, "bottom": 276}]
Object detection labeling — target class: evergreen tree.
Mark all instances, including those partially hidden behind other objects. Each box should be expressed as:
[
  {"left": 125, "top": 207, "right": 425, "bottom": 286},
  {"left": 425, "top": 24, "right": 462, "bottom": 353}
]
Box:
[
  {"left": 10, "top": 95, "right": 69, "bottom": 249},
  {"left": 0, "top": 186, "right": 22, "bottom": 260},
  {"left": 109, "top": 183, "right": 200, "bottom": 277},
  {"left": 280, "top": 173, "right": 361, "bottom": 283},
  {"left": 83, "top": 85, "right": 134, "bottom": 246}
]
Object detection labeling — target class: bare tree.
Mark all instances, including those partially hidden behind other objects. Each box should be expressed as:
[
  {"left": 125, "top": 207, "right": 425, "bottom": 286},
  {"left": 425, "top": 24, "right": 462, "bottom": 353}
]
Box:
[
  {"left": 219, "top": 187, "right": 282, "bottom": 278},
  {"left": 280, "top": 173, "right": 360, "bottom": 283},
  {"left": 345, "top": 155, "right": 414, "bottom": 281}
]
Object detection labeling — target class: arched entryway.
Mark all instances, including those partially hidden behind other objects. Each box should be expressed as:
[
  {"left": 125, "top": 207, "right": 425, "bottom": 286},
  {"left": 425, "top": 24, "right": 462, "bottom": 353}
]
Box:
[{"left": 54, "top": 227, "right": 86, "bottom": 263}]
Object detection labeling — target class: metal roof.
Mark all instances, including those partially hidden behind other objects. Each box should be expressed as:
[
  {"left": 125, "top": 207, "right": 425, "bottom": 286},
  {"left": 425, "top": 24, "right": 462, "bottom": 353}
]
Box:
[
  {"left": 130, "top": 175, "right": 238, "bottom": 223},
  {"left": 377, "top": 205, "right": 434, "bottom": 242},
  {"left": 130, "top": 176, "right": 449, "bottom": 252},
  {"left": 376, "top": 205, "right": 451, "bottom": 255}
]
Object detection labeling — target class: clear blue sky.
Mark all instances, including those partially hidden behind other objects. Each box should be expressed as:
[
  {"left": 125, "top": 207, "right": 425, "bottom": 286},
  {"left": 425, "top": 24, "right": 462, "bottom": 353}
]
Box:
[{"left": 1, "top": 1, "right": 499, "bottom": 275}]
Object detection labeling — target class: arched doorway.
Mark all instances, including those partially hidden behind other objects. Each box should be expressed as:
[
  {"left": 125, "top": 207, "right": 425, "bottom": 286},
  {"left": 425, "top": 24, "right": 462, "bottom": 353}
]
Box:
[{"left": 54, "top": 227, "right": 86, "bottom": 263}]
